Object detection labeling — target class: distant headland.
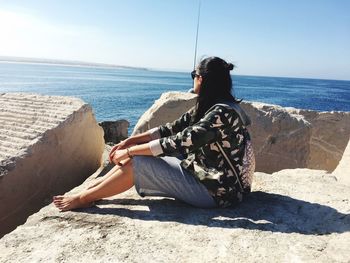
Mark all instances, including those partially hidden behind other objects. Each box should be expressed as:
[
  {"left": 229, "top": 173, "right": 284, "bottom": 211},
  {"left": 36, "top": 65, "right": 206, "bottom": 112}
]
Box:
[{"left": 0, "top": 56, "right": 149, "bottom": 71}]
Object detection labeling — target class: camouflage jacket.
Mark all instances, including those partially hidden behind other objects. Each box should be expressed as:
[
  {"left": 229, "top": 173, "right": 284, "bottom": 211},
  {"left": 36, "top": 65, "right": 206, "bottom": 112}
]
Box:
[{"left": 150, "top": 102, "right": 253, "bottom": 207}]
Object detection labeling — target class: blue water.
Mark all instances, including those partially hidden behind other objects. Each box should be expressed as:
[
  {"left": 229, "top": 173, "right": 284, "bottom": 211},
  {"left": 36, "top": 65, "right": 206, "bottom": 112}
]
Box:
[{"left": 1, "top": 62, "right": 349, "bottom": 133}]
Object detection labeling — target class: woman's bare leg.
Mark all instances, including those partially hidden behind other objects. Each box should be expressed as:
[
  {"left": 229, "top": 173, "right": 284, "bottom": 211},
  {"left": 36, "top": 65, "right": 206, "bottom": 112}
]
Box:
[
  {"left": 53, "top": 160, "right": 134, "bottom": 211},
  {"left": 87, "top": 163, "right": 122, "bottom": 190}
]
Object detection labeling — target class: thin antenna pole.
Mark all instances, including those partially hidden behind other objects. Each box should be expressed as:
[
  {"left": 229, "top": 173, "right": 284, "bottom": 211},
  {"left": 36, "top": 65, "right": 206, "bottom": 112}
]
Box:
[{"left": 193, "top": 0, "right": 201, "bottom": 69}]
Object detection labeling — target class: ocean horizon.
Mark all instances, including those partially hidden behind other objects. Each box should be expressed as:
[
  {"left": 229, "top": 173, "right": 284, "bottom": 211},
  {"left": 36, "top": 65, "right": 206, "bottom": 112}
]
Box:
[{"left": 1, "top": 61, "right": 349, "bottom": 133}]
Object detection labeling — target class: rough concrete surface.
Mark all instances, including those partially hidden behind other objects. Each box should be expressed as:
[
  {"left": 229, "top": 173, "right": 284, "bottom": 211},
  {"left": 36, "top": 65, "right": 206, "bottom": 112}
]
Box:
[
  {"left": 0, "top": 93, "right": 105, "bottom": 237},
  {"left": 0, "top": 167, "right": 349, "bottom": 263}
]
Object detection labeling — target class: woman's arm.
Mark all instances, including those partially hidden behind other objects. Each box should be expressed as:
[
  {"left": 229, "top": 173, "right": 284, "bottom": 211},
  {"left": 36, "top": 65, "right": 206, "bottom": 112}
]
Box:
[
  {"left": 127, "top": 106, "right": 195, "bottom": 145},
  {"left": 110, "top": 106, "right": 240, "bottom": 164},
  {"left": 109, "top": 107, "right": 195, "bottom": 161},
  {"left": 110, "top": 142, "right": 154, "bottom": 165},
  {"left": 149, "top": 105, "right": 241, "bottom": 157},
  {"left": 120, "top": 129, "right": 157, "bottom": 147},
  {"left": 109, "top": 128, "right": 158, "bottom": 161},
  {"left": 158, "top": 107, "right": 195, "bottom": 137}
]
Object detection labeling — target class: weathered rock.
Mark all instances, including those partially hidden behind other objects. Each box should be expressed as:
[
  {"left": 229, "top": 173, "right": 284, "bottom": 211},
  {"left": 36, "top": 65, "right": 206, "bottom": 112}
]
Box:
[
  {"left": 0, "top": 93, "right": 104, "bottom": 237},
  {"left": 333, "top": 139, "right": 350, "bottom": 185},
  {"left": 0, "top": 167, "right": 349, "bottom": 262},
  {"left": 99, "top": 120, "right": 129, "bottom": 144},
  {"left": 132, "top": 92, "right": 197, "bottom": 135},
  {"left": 240, "top": 102, "right": 311, "bottom": 172},
  {"left": 294, "top": 109, "right": 350, "bottom": 171},
  {"left": 132, "top": 92, "right": 350, "bottom": 173}
]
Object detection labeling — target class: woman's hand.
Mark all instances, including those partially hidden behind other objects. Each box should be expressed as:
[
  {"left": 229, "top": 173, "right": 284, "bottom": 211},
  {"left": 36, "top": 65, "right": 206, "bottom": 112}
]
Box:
[
  {"left": 109, "top": 138, "right": 135, "bottom": 163},
  {"left": 114, "top": 138, "right": 132, "bottom": 150},
  {"left": 110, "top": 149, "right": 128, "bottom": 165}
]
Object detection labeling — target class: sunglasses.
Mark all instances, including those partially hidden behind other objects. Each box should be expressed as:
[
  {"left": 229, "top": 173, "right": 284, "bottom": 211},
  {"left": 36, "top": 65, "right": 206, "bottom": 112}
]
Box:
[{"left": 191, "top": 70, "right": 200, "bottom": 80}]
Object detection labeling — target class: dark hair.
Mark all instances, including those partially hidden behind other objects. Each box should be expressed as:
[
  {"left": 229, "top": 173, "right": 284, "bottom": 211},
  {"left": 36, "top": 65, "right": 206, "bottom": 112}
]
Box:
[{"left": 193, "top": 56, "right": 239, "bottom": 123}]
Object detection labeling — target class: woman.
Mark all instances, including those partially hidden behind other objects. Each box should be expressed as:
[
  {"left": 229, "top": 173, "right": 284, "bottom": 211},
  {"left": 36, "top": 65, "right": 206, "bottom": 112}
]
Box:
[{"left": 53, "top": 56, "right": 255, "bottom": 211}]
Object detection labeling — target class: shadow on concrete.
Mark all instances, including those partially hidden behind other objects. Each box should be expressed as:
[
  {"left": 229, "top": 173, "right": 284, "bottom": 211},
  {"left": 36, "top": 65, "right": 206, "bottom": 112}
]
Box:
[{"left": 77, "top": 191, "right": 350, "bottom": 235}]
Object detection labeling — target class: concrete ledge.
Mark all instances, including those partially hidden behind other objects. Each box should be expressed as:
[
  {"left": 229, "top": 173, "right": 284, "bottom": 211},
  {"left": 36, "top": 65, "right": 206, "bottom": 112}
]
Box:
[{"left": 0, "top": 93, "right": 105, "bottom": 237}]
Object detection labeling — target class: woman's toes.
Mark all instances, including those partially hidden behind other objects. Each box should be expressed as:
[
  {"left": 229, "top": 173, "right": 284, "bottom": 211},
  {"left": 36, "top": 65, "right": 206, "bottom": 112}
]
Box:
[
  {"left": 53, "top": 196, "right": 64, "bottom": 201},
  {"left": 53, "top": 200, "right": 62, "bottom": 205}
]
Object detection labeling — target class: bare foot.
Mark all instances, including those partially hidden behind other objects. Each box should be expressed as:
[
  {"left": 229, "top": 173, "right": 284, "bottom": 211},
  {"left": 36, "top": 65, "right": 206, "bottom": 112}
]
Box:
[{"left": 53, "top": 194, "right": 94, "bottom": 212}]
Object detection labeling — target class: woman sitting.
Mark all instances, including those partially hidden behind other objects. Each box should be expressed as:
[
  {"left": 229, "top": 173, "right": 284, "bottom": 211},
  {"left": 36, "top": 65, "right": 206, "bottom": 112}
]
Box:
[{"left": 53, "top": 56, "right": 255, "bottom": 211}]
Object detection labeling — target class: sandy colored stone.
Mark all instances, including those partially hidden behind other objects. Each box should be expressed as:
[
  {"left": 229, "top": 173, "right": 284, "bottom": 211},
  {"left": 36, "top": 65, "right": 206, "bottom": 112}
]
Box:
[
  {"left": 240, "top": 102, "right": 311, "bottom": 173},
  {"left": 284, "top": 109, "right": 350, "bottom": 171},
  {"left": 333, "top": 139, "right": 350, "bottom": 185},
  {"left": 0, "top": 93, "right": 104, "bottom": 237},
  {"left": 0, "top": 165, "right": 349, "bottom": 262},
  {"left": 132, "top": 91, "right": 197, "bottom": 135}
]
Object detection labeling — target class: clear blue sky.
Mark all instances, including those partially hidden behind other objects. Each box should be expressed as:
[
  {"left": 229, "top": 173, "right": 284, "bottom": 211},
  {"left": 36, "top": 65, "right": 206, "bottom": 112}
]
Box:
[{"left": 0, "top": 0, "right": 349, "bottom": 80}]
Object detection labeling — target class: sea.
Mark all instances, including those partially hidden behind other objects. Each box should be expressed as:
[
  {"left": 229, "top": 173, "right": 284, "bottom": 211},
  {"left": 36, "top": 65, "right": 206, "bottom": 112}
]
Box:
[{"left": 1, "top": 62, "right": 349, "bottom": 134}]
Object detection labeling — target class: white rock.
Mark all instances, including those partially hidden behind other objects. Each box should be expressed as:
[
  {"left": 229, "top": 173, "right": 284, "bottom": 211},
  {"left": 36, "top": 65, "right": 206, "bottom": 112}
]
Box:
[
  {"left": 240, "top": 101, "right": 311, "bottom": 173},
  {"left": 333, "top": 139, "right": 350, "bottom": 185},
  {"left": 0, "top": 93, "right": 104, "bottom": 237},
  {"left": 296, "top": 110, "right": 350, "bottom": 171},
  {"left": 132, "top": 91, "right": 197, "bottom": 135}
]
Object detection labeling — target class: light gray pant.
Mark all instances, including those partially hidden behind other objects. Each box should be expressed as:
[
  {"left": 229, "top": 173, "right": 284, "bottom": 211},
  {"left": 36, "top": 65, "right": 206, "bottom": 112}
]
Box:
[{"left": 133, "top": 156, "right": 217, "bottom": 208}]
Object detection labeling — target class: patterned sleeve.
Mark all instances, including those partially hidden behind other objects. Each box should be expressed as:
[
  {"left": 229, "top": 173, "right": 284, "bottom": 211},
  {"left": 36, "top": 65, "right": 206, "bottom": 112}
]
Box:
[
  {"left": 157, "top": 107, "right": 195, "bottom": 137},
  {"left": 154, "top": 105, "right": 240, "bottom": 156}
]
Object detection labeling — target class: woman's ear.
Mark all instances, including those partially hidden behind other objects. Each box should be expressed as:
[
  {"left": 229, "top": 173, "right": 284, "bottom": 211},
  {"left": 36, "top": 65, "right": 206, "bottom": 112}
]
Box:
[{"left": 198, "top": 76, "right": 203, "bottom": 85}]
